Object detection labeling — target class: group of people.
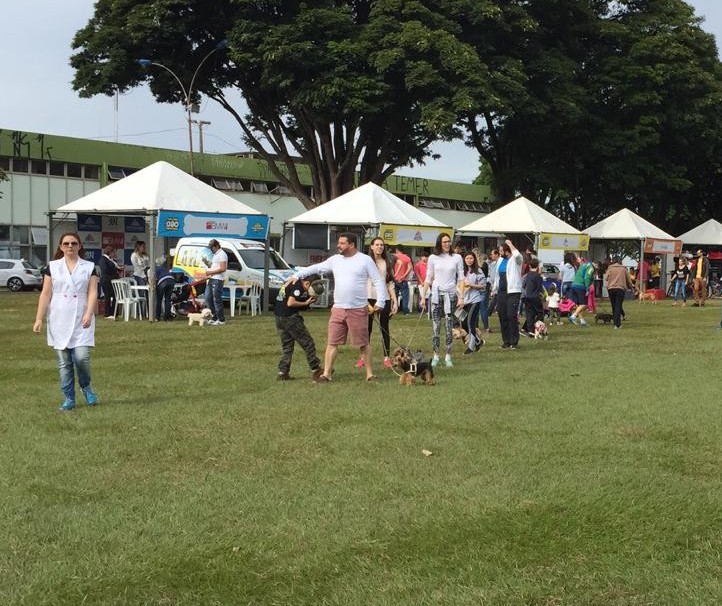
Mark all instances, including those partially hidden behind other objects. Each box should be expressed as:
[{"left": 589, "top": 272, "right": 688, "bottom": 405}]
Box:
[{"left": 669, "top": 249, "right": 710, "bottom": 307}]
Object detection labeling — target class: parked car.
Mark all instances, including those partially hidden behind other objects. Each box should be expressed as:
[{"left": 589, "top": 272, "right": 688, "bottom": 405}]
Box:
[{"left": 0, "top": 259, "right": 43, "bottom": 291}]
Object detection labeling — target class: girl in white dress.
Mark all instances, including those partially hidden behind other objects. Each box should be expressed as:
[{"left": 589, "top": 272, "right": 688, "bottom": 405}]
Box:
[{"left": 33, "top": 232, "right": 99, "bottom": 411}]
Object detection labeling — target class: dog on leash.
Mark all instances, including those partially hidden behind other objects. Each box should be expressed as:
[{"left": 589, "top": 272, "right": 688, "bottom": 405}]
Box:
[
  {"left": 533, "top": 320, "right": 548, "bottom": 340},
  {"left": 187, "top": 308, "right": 213, "bottom": 326},
  {"left": 638, "top": 291, "right": 657, "bottom": 304},
  {"left": 390, "top": 347, "right": 435, "bottom": 386},
  {"left": 451, "top": 326, "right": 486, "bottom": 349},
  {"left": 595, "top": 312, "right": 613, "bottom": 324}
]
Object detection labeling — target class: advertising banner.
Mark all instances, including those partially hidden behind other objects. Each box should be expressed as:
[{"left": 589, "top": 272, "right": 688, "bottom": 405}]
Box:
[
  {"left": 378, "top": 224, "right": 453, "bottom": 247},
  {"left": 157, "top": 210, "right": 269, "bottom": 240},
  {"left": 538, "top": 232, "right": 590, "bottom": 251},
  {"left": 644, "top": 238, "right": 682, "bottom": 255}
]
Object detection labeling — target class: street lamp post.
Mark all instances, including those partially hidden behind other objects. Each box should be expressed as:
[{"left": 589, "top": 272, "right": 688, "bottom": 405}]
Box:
[
  {"left": 191, "top": 119, "right": 211, "bottom": 154},
  {"left": 138, "top": 40, "right": 227, "bottom": 176}
]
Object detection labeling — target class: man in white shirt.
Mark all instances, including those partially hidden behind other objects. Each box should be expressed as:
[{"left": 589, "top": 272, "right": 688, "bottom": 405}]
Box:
[
  {"left": 200, "top": 239, "right": 228, "bottom": 326},
  {"left": 291, "top": 232, "right": 387, "bottom": 382}
]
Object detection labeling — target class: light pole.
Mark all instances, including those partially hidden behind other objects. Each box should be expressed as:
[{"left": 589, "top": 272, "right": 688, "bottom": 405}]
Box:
[
  {"left": 191, "top": 119, "right": 211, "bottom": 154},
  {"left": 138, "top": 40, "right": 227, "bottom": 176}
]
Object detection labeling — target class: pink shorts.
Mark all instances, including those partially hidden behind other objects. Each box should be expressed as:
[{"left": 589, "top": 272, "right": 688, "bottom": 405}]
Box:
[{"left": 328, "top": 306, "right": 369, "bottom": 347}]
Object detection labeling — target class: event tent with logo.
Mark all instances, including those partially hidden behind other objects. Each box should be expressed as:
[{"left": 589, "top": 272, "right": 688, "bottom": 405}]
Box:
[
  {"left": 286, "top": 182, "right": 451, "bottom": 249},
  {"left": 677, "top": 218, "right": 722, "bottom": 247},
  {"left": 457, "top": 196, "right": 586, "bottom": 252},
  {"left": 52, "top": 161, "right": 266, "bottom": 317}
]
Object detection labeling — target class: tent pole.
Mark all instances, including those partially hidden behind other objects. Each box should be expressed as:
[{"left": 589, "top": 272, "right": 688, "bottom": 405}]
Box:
[
  {"left": 148, "top": 213, "right": 156, "bottom": 321},
  {"left": 640, "top": 238, "right": 645, "bottom": 292},
  {"left": 46, "top": 211, "right": 54, "bottom": 263}
]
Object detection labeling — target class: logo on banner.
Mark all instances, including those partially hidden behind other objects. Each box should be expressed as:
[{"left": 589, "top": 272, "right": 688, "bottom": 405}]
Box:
[
  {"left": 77, "top": 214, "right": 102, "bottom": 232},
  {"left": 251, "top": 222, "right": 265, "bottom": 234},
  {"left": 163, "top": 216, "right": 181, "bottom": 232}
]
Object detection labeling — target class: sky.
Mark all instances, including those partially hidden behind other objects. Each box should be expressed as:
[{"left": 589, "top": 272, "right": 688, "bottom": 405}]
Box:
[{"left": 2, "top": 1, "right": 721, "bottom": 184}]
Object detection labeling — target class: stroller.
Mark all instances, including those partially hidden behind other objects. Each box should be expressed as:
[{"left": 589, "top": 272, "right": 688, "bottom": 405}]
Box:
[{"left": 170, "top": 274, "right": 208, "bottom": 317}]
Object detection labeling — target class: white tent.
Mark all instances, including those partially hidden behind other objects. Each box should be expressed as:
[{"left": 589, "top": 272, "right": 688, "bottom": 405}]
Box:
[
  {"left": 677, "top": 218, "right": 722, "bottom": 246},
  {"left": 289, "top": 182, "right": 446, "bottom": 227},
  {"left": 53, "top": 161, "right": 265, "bottom": 318},
  {"left": 458, "top": 196, "right": 581, "bottom": 235},
  {"left": 56, "top": 160, "right": 260, "bottom": 215},
  {"left": 287, "top": 182, "right": 451, "bottom": 248},
  {"left": 585, "top": 208, "right": 675, "bottom": 240}
]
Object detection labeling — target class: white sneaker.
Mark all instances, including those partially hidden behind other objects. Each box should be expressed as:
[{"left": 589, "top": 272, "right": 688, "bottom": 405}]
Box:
[
  {"left": 445, "top": 354, "right": 453, "bottom": 368},
  {"left": 431, "top": 354, "right": 440, "bottom": 368}
]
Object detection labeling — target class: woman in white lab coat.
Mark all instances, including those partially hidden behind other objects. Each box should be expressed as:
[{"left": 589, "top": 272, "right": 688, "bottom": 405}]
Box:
[{"left": 33, "top": 232, "right": 99, "bottom": 411}]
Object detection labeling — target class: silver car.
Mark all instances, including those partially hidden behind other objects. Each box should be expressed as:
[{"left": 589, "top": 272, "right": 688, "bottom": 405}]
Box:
[{"left": 0, "top": 259, "right": 43, "bottom": 291}]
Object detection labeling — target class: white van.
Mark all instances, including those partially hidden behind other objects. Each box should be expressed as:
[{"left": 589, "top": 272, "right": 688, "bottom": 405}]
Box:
[{"left": 172, "top": 237, "right": 295, "bottom": 302}]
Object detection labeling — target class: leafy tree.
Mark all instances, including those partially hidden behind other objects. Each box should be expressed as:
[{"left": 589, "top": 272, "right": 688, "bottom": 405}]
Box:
[{"left": 70, "top": 0, "right": 482, "bottom": 208}]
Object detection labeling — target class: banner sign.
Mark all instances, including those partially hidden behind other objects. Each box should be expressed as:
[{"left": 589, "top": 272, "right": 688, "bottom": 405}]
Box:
[
  {"left": 538, "top": 232, "right": 590, "bottom": 251},
  {"left": 157, "top": 211, "right": 269, "bottom": 240},
  {"left": 378, "top": 223, "right": 453, "bottom": 247},
  {"left": 644, "top": 238, "right": 682, "bottom": 255}
]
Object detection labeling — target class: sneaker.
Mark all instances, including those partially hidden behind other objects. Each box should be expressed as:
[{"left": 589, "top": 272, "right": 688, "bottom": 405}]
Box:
[
  {"left": 557, "top": 322, "right": 563, "bottom": 326},
  {"left": 277, "top": 372, "right": 291, "bottom": 381},
  {"left": 355, "top": 358, "right": 365, "bottom": 368},
  {"left": 499, "top": 344, "right": 510, "bottom": 349},
  {"left": 314, "top": 374, "right": 331, "bottom": 384},
  {"left": 463, "top": 348, "right": 474, "bottom": 355},
  {"left": 445, "top": 354, "right": 453, "bottom": 368},
  {"left": 509, "top": 345, "right": 518, "bottom": 350},
  {"left": 383, "top": 357, "right": 392, "bottom": 369},
  {"left": 58, "top": 398, "right": 75, "bottom": 411},
  {"left": 214, "top": 320, "right": 225, "bottom": 326},
  {"left": 613, "top": 325, "right": 620, "bottom": 330},
  {"left": 82, "top": 387, "right": 98, "bottom": 406},
  {"left": 579, "top": 320, "right": 588, "bottom": 327},
  {"left": 568, "top": 314, "right": 577, "bottom": 325},
  {"left": 431, "top": 354, "right": 440, "bottom": 368}
]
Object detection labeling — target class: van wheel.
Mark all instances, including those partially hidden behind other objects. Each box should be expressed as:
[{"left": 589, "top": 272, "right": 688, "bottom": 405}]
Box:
[{"left": 7, "top": 277, "right": 24, "bottom": 292}]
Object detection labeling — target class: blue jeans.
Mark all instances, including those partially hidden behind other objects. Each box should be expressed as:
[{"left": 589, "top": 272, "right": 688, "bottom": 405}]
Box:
[
  {"left": 395, "top": 281, "right": 410, "bottom": 314},
  {"left": 479, "top": 290, "right": 489, "bottom": 330},
  {"left": 674, "top": 280, "right": 686, "bottom": 302},
  {"left": 55, "top": 347, "right": 92, "bottom": 402},
  {"left": 208, "top": 279, "right": 225, "bottom": 322}
]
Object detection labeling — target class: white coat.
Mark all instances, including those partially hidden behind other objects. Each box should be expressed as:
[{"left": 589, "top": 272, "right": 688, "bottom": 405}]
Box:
[{"left": 46, "top": 258, "right": 96, "bottom": 350}]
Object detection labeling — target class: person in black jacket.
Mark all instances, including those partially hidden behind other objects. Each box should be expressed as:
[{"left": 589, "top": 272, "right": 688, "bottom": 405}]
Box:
[
  {"left": 521, "top": 258, "right": 544, "bottom": 336},
  {"left": 98, "top": 245, "right": 121, "bottom": 319}
]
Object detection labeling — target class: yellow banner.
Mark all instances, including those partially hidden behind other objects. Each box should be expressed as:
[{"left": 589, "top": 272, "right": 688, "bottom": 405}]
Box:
[
  {"left": 538, "top": 232, "right": 589, "bottom": 251},
  {"left": 378, "top": 224, "right": 453, "bottom": 247}
]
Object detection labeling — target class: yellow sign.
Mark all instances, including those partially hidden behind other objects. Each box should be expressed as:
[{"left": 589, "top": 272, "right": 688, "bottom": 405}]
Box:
[
  {"left": 538, "top": 232, "right": 589, "bottom": 251},
  {"left": 378, "top": 224, "right": 453, "bottom": 247}
]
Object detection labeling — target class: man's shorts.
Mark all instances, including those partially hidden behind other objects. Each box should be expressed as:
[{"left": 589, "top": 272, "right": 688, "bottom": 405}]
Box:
[
  {"left": 569, "top": 287, "right": 587, "bottom": 305},
  {"left": 328, "top": 306, "right": 369, "bottom": 347}
]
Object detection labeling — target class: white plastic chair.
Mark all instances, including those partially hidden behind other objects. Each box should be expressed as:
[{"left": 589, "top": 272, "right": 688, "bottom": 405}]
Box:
[
  {"left": 126, "top": 277, "right": 149, "bottom": 320},
  {"left": 238, "top": 282, "right": 262, "bottom": 316},
  {"left": 111, "top": 279, "right": 138, "bottom": 321}
]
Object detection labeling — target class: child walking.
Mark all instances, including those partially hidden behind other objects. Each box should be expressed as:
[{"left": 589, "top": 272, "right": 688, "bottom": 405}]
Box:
[
  {"left": 274, "top": 275, "right": 325, "bottom": 381},
  {"left": 546, "top": 283, "right": 562, "bottom": 325}
]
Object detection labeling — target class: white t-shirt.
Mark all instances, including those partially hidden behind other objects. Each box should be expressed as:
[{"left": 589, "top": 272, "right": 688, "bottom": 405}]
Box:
[
  {"left": 547, "top": 292, "right": 560, "bottom": 308},
  {"left": 426, "top": 253, "right": 464, "bottom": 298},
  {"left": 298, "top": 252, "right": 387, "bottom": 309},
  {"left": 209, "top": 249, "right": 228, "bottom": 281}
]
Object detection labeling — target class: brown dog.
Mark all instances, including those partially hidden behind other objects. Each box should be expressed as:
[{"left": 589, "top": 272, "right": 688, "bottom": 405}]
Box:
[
  {"left": 451, "top": 326, "right": 485, "bottom": 348},
  {"left": 391, "top": 347, "right": 435, "bottom": 386},
  {"left": 638, "top": 291, "right": 657, "bottom": 304}
]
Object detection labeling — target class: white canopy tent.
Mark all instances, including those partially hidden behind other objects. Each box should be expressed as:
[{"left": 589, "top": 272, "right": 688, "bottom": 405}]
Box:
[
  {"left": 585, "top": 208, "right": 681, "bottom": 291},
  {"left": 677, "top": 218, "right": 722, "bottom": 247},
  {"left": 53, "top": 161, "right": 265, "bottom": 318},
  {"left": 286, "top": 182, "right": 451, "bottom": 250},
  {"left": 457, "top": 196, "right": 585, "bottom": 252}
]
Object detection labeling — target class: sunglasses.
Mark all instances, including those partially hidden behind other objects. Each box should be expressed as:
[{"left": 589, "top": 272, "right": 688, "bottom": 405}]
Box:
[{"left": 61, "top": 242, "right": 80, "bottom": 247}]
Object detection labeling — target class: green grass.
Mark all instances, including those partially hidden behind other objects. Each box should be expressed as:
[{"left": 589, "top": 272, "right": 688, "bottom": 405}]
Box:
[{"left": 3, "top": 293, "right": 722, "bottom": 605}]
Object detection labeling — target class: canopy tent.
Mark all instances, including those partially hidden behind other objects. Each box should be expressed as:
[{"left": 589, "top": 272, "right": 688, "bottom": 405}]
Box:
[
  {"left": 53, "top": 161, "right": 267, "bottom": 317},
  {"left": 584, "top": 208, "right": 681, "bottom": 291},
  {"left": 677, "top": 218, "right": 722, "bottom": 247},
  {"left": 457, "top": 196, "right": 587, "bottom": 252},
  {"left": 286, "top": 182, "right": 451, "bottom": 249}
]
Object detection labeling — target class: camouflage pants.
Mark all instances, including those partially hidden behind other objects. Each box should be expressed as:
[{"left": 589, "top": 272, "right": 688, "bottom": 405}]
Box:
[{"left": 276, "top": 314, "right": 321, "bottom": 375}]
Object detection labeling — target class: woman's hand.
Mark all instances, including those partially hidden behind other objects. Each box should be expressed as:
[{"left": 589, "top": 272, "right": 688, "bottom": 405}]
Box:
[
  {"left": 33, "top": 319, "right": 42, "bottom": 333},
  {"left": 81, "top": 312, "right": 93, "bottom": 328},
  {"left": 390, "top": 300, "right": 398, "bottom": 315}
]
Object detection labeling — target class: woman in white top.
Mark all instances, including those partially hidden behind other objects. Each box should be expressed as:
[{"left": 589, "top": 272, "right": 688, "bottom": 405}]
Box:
[
  {"left": 33, "top": 232, "right": 99, "bottom": 411},
  {"left": 357, "top": 237, "right": 398, "bottom": 369},
  {"left": 421, "top": 233, "right": 464, "bottom": 368},
  {"left": 131, "top": 241, "right": 150, "bottom": 285}
]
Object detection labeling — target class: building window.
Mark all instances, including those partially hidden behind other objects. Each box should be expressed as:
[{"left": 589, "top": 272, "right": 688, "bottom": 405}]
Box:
[
  {"left": 108, "top": 167, "right": 127, "bottom": 180},
  {"left": 84, "top": 165, "right": 99, "bottom": 180},
  {"left": 12, "top": 158, "right": 28, "bottom": 173},
  {"left": 67, "top": 163, "right": 82, "bottom": 178},
  {"left": 31, "top": 160, "right": 47, "bottom": 175},
  {"left": 49, "top": 161, "right": 65, "bottom": 176},
  {"left": 0, "top": 157, "right": 9, "bottom": 171},
  {"left": 251, "top": 181, "right": 269, "bottom": 193}
]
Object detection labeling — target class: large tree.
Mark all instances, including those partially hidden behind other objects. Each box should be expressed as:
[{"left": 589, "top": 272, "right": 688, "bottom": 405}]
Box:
[{"left": 71, "top": 0, "right": 483, "bottom": 208}]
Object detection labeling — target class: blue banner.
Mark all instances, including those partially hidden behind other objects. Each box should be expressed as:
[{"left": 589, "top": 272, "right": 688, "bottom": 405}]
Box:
[
  {"left": 125, "top": 216, "right": 147, "bottom": 233},
  {"left": 77, "top": 214, "right": 102, "bottom": 232},
  {"left": 156, "top": 211, "right": 269, "bottom": 240}
]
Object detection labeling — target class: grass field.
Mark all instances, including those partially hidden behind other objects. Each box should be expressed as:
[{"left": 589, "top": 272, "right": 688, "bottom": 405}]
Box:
[{"left": 3, "top": 292, "right": 722, "bottom": 605}]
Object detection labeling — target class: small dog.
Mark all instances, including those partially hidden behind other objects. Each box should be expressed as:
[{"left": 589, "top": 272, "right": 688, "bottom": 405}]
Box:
[
  {"left": 638, "top": 291, "right": 657, "bottom": 304},
  {"left": 451, "top": 326, "right": 486, "bottom": 349},
  {"left": 391, "top": 347, "right": 435, "bottom": 386},
  {"left": 533, "top": 320, "right": 548, "bottom": 340},
  {"left": 595, "top": 312, "right": 613, "bottom": 324},
  {"left": 187, "top": 308, "right": 213, "bottom": 326}
]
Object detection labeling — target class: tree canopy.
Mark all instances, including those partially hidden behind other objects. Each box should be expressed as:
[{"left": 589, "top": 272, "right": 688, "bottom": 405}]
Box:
[{"left": 71, "top": 0, "right": 483, "bottom": 208}]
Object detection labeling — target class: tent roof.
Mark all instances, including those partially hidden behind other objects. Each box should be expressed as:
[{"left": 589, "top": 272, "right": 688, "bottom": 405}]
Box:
[
  {"left": 56, "top": 161, "right": 261, "bottom": 215},
  {"left": 457, "top": 196, "right": 581, "bottom": 235},
  {"left": 585, "top": 208, "right": 674, "bottom": 240},
  {"left": 288, "top": 182, "right": 447, "bottom": 227},
  {"left": 677, "top": 218, "right": 722, "bottom": 246}
]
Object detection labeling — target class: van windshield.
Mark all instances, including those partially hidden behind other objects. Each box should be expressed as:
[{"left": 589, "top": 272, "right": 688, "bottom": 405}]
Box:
[{"left": 238, "top": 249, "right": 290, "bottom": 271}]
